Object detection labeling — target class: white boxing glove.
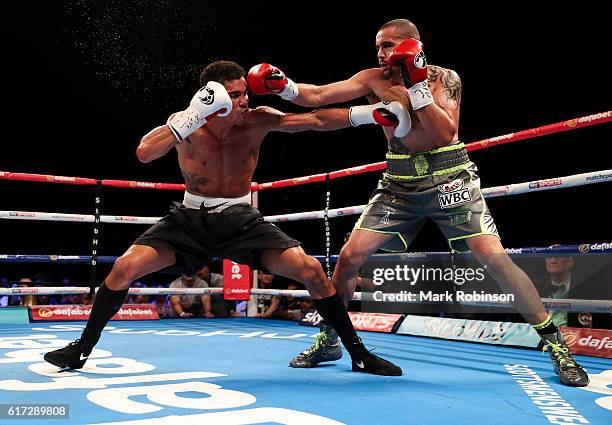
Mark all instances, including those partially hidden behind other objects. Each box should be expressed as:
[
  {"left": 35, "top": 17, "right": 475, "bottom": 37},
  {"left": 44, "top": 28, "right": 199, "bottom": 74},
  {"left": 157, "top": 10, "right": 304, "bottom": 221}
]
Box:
[
  {"left": 167, "top": 81, "right": 233, "bottom": 141},
  {"left": 349, "top": 101, "right": 411, "bottom": 138}
]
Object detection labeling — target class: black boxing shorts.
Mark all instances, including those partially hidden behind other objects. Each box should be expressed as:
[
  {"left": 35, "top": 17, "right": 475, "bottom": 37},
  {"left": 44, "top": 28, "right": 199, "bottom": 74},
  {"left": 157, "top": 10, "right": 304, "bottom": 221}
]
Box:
[{"left": 134, "top": 193, "right": 299, "bottom": 275}]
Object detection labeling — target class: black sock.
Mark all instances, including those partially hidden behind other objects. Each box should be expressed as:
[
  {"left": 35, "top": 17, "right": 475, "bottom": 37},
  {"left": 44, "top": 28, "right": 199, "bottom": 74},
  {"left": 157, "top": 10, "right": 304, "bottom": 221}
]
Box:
[
  {"left": 533, "top": 315, "right": 558, "bottom": 336},
  {"left": 313, "top": 292, "right": 364, "bottom": 357},
  {"left": 81, "top": 282, "right": 128, "bottom": 347}
]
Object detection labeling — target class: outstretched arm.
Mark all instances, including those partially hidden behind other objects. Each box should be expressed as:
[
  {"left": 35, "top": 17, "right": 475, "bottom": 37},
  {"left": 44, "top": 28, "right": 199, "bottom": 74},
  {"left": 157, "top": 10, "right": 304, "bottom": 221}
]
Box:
[
  {"left": 257, "top": 103, "right": 410, "bottom": 136},
  {"left": 247, "top": 64, "right": 374, "bottom": 107},
  {"left": 264, "top": 107, "right": 351, "bottom": 133},
  {"left": 293, "top": 74, "right": 372, "bottom": 107}
]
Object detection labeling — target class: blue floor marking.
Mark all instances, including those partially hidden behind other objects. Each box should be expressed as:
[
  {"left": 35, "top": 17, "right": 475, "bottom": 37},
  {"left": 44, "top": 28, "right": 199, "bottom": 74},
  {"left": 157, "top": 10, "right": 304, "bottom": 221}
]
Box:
[{"left": 1, "top": 318, "right": 610, "bottom": 424}]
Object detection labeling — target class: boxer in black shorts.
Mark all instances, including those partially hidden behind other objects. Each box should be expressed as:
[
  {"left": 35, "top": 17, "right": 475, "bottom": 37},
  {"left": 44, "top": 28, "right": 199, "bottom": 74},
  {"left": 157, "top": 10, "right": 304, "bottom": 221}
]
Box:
[
  {"left": 44, "top": 60, "right": 411, "bottom": 376},
  {"left": 251, "top": 19, "right": 588, "bottom": 386}
]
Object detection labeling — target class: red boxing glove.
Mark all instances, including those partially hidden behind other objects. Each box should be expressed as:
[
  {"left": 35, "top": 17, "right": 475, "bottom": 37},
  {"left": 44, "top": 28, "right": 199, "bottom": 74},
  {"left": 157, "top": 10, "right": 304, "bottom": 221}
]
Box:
[
  {"left": 388, "top": 39, "right": 428, "bottom": 87},
  {"left": 388, "top": 39, "right": 433, "bottom": 110},
  {"left": 247, "top": 63, "right": 299, "bottom": 100}
]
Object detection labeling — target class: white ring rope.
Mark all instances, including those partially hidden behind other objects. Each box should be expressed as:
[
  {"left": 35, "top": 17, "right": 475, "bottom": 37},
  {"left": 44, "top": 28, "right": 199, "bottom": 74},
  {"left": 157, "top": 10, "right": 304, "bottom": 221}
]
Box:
[
  {"left": 1, "top": 169, "right": 609, "bottom": 225},
  {"left": 1, "top": 287, "right": 609, "bottom": 313}
]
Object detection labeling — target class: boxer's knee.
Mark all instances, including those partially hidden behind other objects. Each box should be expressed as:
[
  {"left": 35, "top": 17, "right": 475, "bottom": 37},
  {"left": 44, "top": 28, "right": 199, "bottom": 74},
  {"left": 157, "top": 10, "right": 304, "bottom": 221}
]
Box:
[
  {"left": 298, "top": 255, "right": 327, "bottom": 287},
  {"left": 107, "top": 255, "right": 138, "bottom": 290},
  {"left": 293, "top": 255, "right": 334, "bottom": 298},
  {"left": 336, "top": 244, "right": 367, "bottom": 275}
]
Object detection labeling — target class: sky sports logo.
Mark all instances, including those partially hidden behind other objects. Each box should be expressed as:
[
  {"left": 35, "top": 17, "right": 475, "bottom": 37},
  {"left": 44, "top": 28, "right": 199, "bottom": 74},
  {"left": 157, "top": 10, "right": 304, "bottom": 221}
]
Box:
[{"left": 528, "top": 179, "right": 562, "bottom": 189}]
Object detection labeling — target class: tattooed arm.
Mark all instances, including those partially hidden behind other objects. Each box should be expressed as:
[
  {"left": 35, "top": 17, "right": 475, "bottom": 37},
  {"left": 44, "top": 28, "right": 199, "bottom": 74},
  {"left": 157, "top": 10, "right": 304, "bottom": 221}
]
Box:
[{"left": 415, "top": 65, "right": 462, "bottom": 147}]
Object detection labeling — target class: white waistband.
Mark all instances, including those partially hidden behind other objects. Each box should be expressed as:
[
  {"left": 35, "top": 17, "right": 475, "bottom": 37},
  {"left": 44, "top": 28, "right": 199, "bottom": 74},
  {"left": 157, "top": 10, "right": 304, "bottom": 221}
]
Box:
[{"left": 182, "top": 191, "right": 252, "bottom": 212}]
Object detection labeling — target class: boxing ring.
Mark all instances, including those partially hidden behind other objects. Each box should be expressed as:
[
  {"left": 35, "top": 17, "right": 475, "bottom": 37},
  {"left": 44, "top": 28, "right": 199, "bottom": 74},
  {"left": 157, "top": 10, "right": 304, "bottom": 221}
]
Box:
[
  {"left": 1, "top": 112, "right": 612, "bottom": 424},
  {"left": 0, "top": 319, "right": 610, "bottom": 424}
]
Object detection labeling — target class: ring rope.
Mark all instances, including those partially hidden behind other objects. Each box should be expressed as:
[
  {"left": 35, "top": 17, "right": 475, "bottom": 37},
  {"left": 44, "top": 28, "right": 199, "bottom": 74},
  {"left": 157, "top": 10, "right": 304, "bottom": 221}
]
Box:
[
  {"left": 1, "top": 169, "right": 609, "bottom": 225},
  {"left": 2, "top": 243, "right": 610, "bottom": 265},
  {"left": 1, "top": 111, "right": 609, "bottom": 192},
  {"left": 1, "top": 286, "right": 608, "bottom": 313}
]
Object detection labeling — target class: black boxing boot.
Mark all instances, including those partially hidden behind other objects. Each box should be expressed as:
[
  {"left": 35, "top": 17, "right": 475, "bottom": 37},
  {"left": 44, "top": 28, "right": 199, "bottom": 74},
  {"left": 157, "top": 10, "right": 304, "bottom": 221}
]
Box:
[
  {"left": 541, "top": 330, "right": 589, "bottom": 387},
  {"left": 44, "top": 282, "right": 127, "bottom": 369}
]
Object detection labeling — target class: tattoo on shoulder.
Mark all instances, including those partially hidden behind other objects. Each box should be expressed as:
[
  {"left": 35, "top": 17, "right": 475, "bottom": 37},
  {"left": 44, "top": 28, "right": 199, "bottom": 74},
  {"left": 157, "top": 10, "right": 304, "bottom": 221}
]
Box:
[
  {"left": 388, "top": 137, "right": 411, "bottom": 154},
  {"left": 428, "top": 65, "right": 442, "bottom": 84},
  {"left": 428, "top": 65, "right": 462, "bottom": 109}
]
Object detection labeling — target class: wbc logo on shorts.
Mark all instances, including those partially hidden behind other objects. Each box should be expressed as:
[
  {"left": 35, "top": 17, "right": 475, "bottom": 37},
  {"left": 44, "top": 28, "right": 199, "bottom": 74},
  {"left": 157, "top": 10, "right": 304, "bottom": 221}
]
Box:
[{"left": 438, "top": 179, "right": 471, "bottom": 209}]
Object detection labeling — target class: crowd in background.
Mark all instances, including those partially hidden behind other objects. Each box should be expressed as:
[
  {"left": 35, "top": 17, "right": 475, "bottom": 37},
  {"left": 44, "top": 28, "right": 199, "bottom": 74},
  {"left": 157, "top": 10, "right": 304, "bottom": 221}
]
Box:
[
  {"left": 0, "top": 267, "right": 314, "bottom": 321},
  {"left": 1, "top": 242, "right": 610, "bottom": 329}
]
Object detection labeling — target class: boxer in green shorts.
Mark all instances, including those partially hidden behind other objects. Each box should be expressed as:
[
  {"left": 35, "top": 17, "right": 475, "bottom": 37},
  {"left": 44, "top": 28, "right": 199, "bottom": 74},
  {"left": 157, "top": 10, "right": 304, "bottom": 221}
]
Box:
[
  {"left": 356, "top": 143, "right": 498, "bottom": 253},
  {"left": 253, "top": 18, "right": 588, "bottom": 386}
]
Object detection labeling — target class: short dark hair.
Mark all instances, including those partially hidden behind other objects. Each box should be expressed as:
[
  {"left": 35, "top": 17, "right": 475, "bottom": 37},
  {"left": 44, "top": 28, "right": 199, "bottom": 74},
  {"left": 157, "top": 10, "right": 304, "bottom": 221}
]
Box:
[
  {"left": 199, "top": 60, "right": 245, "bottom": 87},
  {"left": 380, "top": 19, "right": 420, "bottom": 40}
]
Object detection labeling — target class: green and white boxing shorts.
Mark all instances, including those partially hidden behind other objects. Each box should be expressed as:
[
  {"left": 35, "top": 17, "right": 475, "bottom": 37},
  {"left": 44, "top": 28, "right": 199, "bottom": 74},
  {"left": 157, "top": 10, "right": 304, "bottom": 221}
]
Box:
[{"left": 355, "top": 143, "right": 499, "bottom": 252}]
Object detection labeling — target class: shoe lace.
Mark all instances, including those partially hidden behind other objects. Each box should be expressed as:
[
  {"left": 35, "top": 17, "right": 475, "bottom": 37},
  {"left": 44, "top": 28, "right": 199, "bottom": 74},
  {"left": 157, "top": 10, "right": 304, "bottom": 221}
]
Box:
[
  {"left": 543, "top": 341, "right": 576, "bottom": 368},
  {"left": 303, "top": 331, "right": 328, "bottom": 355}
]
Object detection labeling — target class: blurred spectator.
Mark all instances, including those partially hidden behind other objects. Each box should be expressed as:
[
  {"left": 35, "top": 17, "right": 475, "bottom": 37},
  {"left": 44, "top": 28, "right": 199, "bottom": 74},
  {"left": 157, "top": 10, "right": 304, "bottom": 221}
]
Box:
[
  {"left": 130, "top": 281, "right": 150, "bottom": 304},
  {"left": 60, "top": 278, "right": 73, "bottom": 304},
  {"left": 196, "top": 265, "right": 235, "bottom": 317},
  {"left": 233, "top": 300, "right": 248, "bottom": 317},
  {"left": 256, "top": 271, "right": 302, "bottom": 320},
  {"left": 168, "top": 266, "right": 214, "bottom": 318},
  {"left": 256, "top": 275, "right": 314, "bottom": 321},
  {"left": 57, "top": 278, "right": 82, "bottom": 305},
  {"left": 16, "top": 277, "right": 34, "bottom": 307},
  {"left": 542, "top": 252, "right": 574, "bottom": 327},
  {"left": 64, "top": 292, "right": 86, "bottom": 305},
  {"left": 196, "top": 265, "right": 223, "bottom": 287},
  {"left": 0, "top": 277, "right": 9, "bottom": 307},
  {"left": 256, "top": 271, "right": 280, "bottom": 318},
  {"left": 151, "top": 284, "right": 171, "bottom": 318},
  {"left": 32, "top": 273, "right": 55, "bottom": 305},
  {"left": 536, "top": 249, "right": 609, "bottom": 328},
  {"left": 299, "top": 296, "right": 315, "bottom": 312},
  {"left": 274, "top": 282, "right": 305, "bottom": 321}
]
